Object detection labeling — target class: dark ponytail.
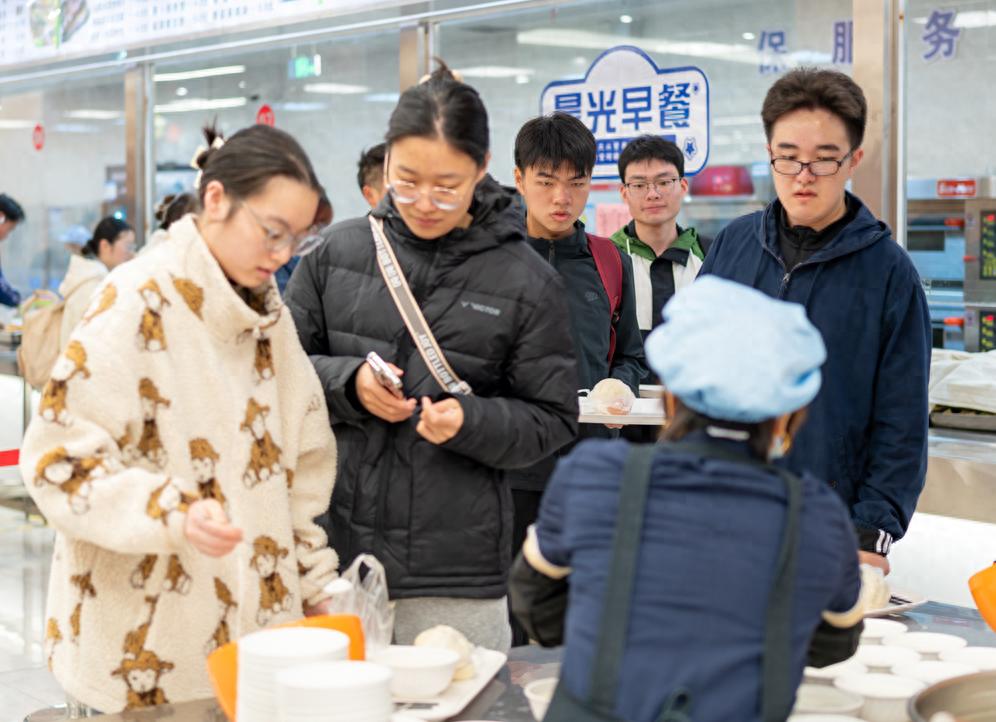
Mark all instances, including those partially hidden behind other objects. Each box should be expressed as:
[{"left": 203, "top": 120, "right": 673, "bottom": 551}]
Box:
[
  {"left": 194, "top": 123, "right": 322, "bottom": 207},
  {"left": 83, "top": 217, "right": 132, "bottom": 259},
  {"left": 385, "top": 59, "right": 489, "bottom": 166},
  {"left": 155, "top": 193, "right": 198, "bottom": 230}
]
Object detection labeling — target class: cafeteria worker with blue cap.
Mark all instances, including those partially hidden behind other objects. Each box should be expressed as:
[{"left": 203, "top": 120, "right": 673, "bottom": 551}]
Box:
[{"left": 509, "top": 277, "right": 889, "bottom": 722}]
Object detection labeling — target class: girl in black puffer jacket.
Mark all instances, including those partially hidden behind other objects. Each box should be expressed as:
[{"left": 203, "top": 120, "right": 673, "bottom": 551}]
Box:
[{"left": 285, "top": 63, "right": 579, "bottom": 651}]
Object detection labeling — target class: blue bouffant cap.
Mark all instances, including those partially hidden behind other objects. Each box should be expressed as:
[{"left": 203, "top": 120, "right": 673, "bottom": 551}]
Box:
[{"left": 645, "top": 276, "right": 826, "bottom": 423}]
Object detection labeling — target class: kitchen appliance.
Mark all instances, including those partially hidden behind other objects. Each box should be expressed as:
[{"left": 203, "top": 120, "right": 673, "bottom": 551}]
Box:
[
  {"left": 905, "top": 177, "right": 996, "bottom": 350},
  {"left": 964, "top": 196, "right": 996, "bottom": 351}
]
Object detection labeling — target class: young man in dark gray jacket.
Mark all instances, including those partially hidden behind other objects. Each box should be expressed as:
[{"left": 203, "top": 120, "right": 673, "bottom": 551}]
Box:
[{"left": 508, "top": 113, "right": 646, "bottom": 625}]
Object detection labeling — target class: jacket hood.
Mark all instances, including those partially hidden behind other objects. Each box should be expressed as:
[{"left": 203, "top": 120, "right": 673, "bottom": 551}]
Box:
[
  {"left": 756, "top": 192, "right": 890, "bottom": 264},
  {"left": 612, "top": 222, "right": 705, "bottom": 263},
  {"left": 59, "top": 255, "right": 107, "bottom": 298},
  {"left": 371, "top": 174, "right": 525, "bottom": 259}
]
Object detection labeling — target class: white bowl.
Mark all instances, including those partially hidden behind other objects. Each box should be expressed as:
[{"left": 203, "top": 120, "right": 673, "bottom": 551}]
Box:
[
  {"left": 370, "top": 645, "right": 459, "bottom": 700},
  {"left": 890, "top": 660, "right": 978, "bottom": 685},
  {"left": 787, "top": 716, "right": 864, "bottom": 722},
  {"left": 861, "top": 618, "right": 908, "bottom": 645},
  {"left": 855, "top": 644, "right": 922, "bottom": 672},
  {"left": 833, "top": 673, "right": 925, "bottom": 722},
  {"left": 804, "top": 659, "right": 868, "bottom": 685},
  {"left": 882, "top": 632, "right": 968, "bottom": 660},
  {"left": 524, "top": 678, "right": 558, "bottom": 722},
  {"left": 938, "top": 646, "right": 996, "bottom": 671},
  {"left": 792, "top": 684, "right": 863, "bottom": 715}
]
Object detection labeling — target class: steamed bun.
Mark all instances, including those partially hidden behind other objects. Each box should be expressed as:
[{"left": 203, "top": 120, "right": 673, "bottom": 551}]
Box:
[
  {"left": 589, "top": 378, "right": 636, "bottom": 415},
  {"left": 414, "top": 625, "right": 476, "bottom": 681}
]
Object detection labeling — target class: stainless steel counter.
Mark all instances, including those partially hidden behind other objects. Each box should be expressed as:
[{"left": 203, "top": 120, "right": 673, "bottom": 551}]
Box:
[
  {"left": 0, "top": 346, "right": 19, "bottom": 376},
  {"left": 923, "top": 428, "right": 996, "bottom": 524},
  {"left": 82, "top": 602, "right": 995, "bottom": 721}
]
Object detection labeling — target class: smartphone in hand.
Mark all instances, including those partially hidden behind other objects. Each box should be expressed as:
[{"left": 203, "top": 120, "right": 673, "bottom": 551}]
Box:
[{"left": 365, "top": 352, "right": 405, "bottom": 398}]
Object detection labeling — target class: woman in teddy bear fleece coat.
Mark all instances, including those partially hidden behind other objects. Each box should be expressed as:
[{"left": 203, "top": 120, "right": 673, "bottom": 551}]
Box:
[{"left": 20, "top": 123, "right": 338, "bottom": 714}]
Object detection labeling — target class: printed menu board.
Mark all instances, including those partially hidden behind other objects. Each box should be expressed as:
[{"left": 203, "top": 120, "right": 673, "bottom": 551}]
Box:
[{"left": 0, "top": 0, "right": 413, "bottom": 70}]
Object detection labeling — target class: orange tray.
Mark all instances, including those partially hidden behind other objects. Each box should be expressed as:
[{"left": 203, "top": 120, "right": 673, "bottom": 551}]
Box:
[
  {"left": 970, "top": 564, "right": 996, "bottom": 634},
  {"left": 206, "top": 614, "right": 365, "bottom": 722}
]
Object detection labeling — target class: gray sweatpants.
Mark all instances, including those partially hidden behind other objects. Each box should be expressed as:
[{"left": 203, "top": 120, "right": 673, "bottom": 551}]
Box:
[{"left": 392, "top": 596, "right": 512, "bottom": 653}]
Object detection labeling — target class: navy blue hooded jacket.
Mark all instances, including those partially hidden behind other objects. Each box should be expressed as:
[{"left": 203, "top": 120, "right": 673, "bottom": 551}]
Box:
[
  {"left": 0, "top": 263, "right": 20, "bottom": 307},
  {"left": 700, "top": 193, "right": 930, "bottom": 549}
]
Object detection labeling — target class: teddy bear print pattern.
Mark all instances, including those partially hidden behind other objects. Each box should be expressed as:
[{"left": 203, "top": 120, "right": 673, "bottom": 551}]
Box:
[
  {"left": 205, "top": 578, "right": 237, "bottom": 655},
  {"left": 250, "top": 536, "right": 294, "bottom": 627},
  {"left": 241, "top": 399, "right": 285, "bottom": 488},
  {"left": 82, "top": 283, "right": 117, "bottom": 325},
  {"left": 113, "top": 595, "right": 175, "bottom": 711},
  {"left": 189, "top": 438, "right": 226, "bottom": 507},
  {"left": 39, "top": 340, "right": 91, "bottom": 426},
  {"left": 33, "top": 274, "right": 305, "bottom": 707},
  {"left": 137, "top": 280, "right": 171, "bottom": 352}
]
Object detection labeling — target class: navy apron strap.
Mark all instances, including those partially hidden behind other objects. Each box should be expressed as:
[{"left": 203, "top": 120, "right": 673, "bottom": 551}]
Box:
[{"left": 587, "top": 444, "right": 657, "bottom": 711}]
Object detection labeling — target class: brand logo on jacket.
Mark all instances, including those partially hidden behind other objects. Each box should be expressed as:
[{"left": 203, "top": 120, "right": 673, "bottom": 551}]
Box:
[{"left": 461, "top": 300, "right": 501, "bottom": 317}]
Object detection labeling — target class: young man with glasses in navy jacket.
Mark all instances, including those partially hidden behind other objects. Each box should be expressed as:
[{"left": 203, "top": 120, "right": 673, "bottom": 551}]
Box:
[{"left": 700, "top": 68, "right": 931, "bottom": 574}]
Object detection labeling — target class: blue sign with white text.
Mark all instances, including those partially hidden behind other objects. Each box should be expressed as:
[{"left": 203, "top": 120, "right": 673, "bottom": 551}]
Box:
[{"left": 540, "top": 46, "right": 710, "bottom": 180}]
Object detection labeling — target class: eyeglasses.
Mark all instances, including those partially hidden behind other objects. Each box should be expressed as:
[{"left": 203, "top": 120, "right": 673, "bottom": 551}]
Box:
[
  {"left": 241, "top": 201, "right": 323, "bottom": 257},
  {"left": 623, "top": 178, "right": 682, "bottom": 195},
  {"left": 770, "top": 151, "right": 854, "bottom": 177},
  {"left": 386, "top": 179, "right": 464, "bottom": 212}
]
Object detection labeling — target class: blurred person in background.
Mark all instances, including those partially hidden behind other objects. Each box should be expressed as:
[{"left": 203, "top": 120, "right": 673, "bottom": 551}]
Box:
[
  {"left": 0, "top": 193, "right": 26, "bottom": 307},
  {"left": 144, "top": 193, "right": 199, "bottom": 253},
  {"left": 357, "top": 142, "right": 387, "bottom": 209},
  {"left": 59, "top": 217, "right": 136, "bottom": 347}
]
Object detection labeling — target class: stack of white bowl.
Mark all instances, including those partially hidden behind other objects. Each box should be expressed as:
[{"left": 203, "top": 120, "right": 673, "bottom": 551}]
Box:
[
  {"left": 861, "top": 619, "right": 908, "bottom": 645},
  {"left": 236, "top": 628, "right": 351, "bottom": 722},
  {"left": 793, "top": 626, "right": 983, "bottom": 722},
  {"left": 275, "top": 661, "right": 394, "bottom": 722},
  {"left": 835, "top": 631, "right": 975, "bottom": 722}
]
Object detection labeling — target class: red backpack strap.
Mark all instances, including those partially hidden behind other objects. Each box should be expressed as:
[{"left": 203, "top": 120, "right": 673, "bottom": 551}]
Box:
[{"left": 587, "top": 233, "right": 624, "bottom": 365}]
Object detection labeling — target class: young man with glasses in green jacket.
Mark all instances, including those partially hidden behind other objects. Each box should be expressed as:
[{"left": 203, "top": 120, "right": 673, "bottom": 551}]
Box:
[{"left": 611, "top": 136, "right": 710, "bottom": 339}]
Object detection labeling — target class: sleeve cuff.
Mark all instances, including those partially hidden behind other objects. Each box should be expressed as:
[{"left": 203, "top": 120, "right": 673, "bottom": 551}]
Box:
[
  {"left": 856, "top": 526, "right": 893, "bottom": 555},
  {"left": 823, "top": 564, "right": 890, "bottom": 628},
  {"left": 523, "top": 525, "right": 571, "bottom": 580}
]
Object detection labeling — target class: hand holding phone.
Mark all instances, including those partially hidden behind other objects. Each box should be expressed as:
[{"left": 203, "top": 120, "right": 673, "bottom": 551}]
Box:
[
  {"left": 356, "top": 353, "right": 416, "bottom": 423},
  {"left": 366, "top": 352, "right": 404, "bottom": 398}
]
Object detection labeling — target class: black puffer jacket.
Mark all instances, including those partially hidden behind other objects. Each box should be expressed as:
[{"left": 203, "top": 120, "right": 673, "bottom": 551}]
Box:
[{"left": 285, "top": 177, "right": 579, "bottom": 599}]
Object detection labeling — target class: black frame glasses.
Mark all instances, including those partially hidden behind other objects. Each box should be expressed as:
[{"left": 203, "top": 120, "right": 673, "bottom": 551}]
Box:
[
  {"left": 623, "top": 177, "right": 682, "bottom": 195},
  {"left": 770, "top": 151, "right": 855, "bottom": 177}
]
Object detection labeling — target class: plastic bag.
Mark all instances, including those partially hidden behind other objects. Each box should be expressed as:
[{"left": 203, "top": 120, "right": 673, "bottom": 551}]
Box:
[{"left": 323, "top": 554, "right": 394, "bottom": 655}]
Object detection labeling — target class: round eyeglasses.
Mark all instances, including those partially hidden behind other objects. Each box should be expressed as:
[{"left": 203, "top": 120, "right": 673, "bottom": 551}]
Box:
[
  {"left": 386, "top": 179, "right": 464, "bottom": 212},
  {"left": 242, "top": 201, "right": 324, "bottom": 257}
]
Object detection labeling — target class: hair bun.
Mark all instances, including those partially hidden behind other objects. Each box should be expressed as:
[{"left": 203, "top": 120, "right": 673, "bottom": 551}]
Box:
[{"left": 420, "top": 58, "right": 463, "bottom": 86}]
